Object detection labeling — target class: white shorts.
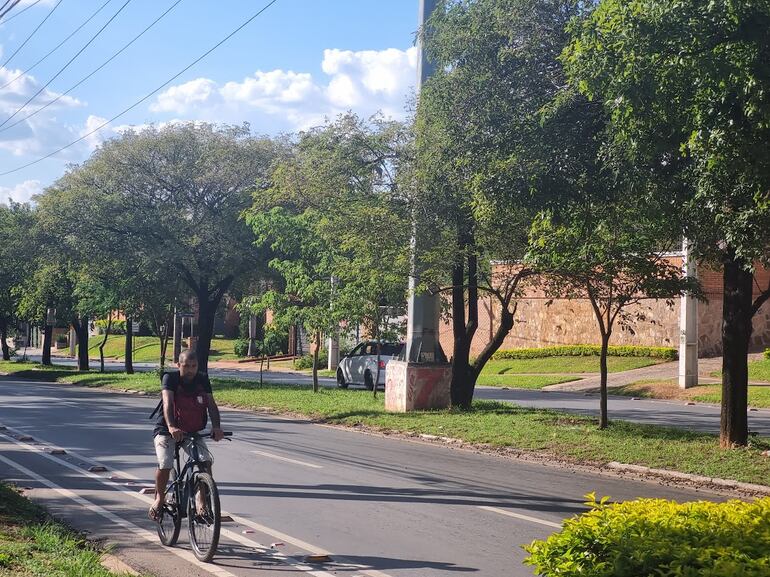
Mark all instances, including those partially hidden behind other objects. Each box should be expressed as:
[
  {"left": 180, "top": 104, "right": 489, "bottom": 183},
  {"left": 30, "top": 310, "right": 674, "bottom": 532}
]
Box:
[{"left": 154, "top": 435, "right": 213, "bottom": 470}]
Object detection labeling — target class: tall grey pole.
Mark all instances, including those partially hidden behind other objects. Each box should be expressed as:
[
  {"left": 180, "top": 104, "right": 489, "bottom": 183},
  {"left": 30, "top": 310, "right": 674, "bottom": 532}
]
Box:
[
  {"left": 405, "top": 0, "right": 442, "bottom": 363},
  {"left": 678, "top": 239, "right": 698, "bottom": 388}
]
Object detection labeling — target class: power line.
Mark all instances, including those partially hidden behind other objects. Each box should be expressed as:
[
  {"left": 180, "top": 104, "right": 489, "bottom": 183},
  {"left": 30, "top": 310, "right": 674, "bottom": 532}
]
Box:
[
  {"left": 0, "top": 0, "right": 42, "bottom": 24},
  {"left": 0, "top": 0, "right": 184, "bottom": 134},
  {"left": 0, "top": 0, "right": 133, "bottom": 129},
  {"left": 0, "top": 0, "right": 281, "bottom": 177},
  {"left": 0, "top": 0, "right": 64, "bottom": 69},
  {"left": 1, "top": 0, "right": 114, "bottom": 91},
  {"left": 0, "top": 1, "right": 23, "bottom": 22}
]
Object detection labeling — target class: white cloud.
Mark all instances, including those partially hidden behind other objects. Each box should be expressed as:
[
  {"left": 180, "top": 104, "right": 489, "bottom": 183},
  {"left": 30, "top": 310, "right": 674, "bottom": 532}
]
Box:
[
  {"left": 0, "top": 179, "right": 41, "bottom": 204},
  {"left": 150, "top": 46, "right": 418, "bottom": 131}
]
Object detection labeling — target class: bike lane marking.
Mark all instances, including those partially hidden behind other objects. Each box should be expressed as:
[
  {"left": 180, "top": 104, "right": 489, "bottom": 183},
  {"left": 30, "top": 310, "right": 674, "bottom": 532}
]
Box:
[
  {"left": 478, "top": 505, "right": 563, "bottom": 529},
  {"left": 0, "top": 425, "right": 380, "bottom": 577},
  {"left": 250, "top": 449, "right": 323, "bottom": 469},
  {"left": 0, "top": 452, "right": 239, "bottom": 577}
]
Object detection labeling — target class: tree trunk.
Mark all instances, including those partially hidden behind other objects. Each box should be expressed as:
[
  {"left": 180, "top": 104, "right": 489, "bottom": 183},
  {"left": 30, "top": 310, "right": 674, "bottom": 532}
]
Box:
[
  {"left": 195, "top": 291, "right": 224, "bottom": 374},
  {"left": 472, "top": 305, "right": 515, "bottom": 380},
  {"left": 125, "top": 320, "right": 134, "bottom": 374},
  {"left": 0, "top": 319, "right": 10, "bottom": 361},
  {"left": 720, "top": 256, "right": 753, "bottom": 447},
  {"left": 42, "top": 324, "right": 52, "bottom": 365},
  {"left": 450, "top": 250, "right": 478, "bottom": 409},
  {"left": 312, "top": 331, "right": 320, "bottom": 393},
  {"left": 73, "top": 317, "right": 89, "bottom": 371},
  {"left": 160, "top": 326, "right": 170, "bottom": 369},
  {"left": 98, "top": 313, "right": 112, "bottom": 373},
  {"left": 599, "top": 331, "right": 610, "bottom": 429}
]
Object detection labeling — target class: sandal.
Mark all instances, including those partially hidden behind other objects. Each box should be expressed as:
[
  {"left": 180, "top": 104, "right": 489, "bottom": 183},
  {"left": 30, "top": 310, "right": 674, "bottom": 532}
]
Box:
[{"left": 148, "top": 505, "right": 161, "bottom": 522}]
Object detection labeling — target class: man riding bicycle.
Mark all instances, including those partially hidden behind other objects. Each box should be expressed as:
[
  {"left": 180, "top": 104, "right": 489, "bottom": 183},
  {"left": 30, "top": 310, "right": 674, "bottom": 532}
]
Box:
[{"left": 149, "top": 349, "right": 225, "bottom": 522}]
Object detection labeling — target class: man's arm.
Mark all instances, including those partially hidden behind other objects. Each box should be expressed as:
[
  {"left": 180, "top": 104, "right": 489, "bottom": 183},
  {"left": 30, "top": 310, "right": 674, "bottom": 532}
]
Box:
[
  {"left": 207, "top": 395, "right": 224, "bottom": 441},
  {"left": 162, "top": 390, "right": 184, "bottom": 442}
]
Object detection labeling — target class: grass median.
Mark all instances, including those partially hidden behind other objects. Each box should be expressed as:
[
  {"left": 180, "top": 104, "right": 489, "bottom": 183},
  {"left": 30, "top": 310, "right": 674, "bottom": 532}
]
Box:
[
  {"left": 3, "top": 361, "right": 770, "bottom": 487},
  {"left": 0, "top": 482, "right": 142, "bottom": 577}
]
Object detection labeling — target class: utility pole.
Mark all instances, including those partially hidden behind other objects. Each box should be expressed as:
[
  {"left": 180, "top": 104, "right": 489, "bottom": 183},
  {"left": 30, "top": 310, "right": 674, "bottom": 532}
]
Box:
[
  {"left": 385, "top": 0, "right": 451, "bottom": 412},
  {"left": 679, "top": 239, "right": 699, "bottom": 388}
]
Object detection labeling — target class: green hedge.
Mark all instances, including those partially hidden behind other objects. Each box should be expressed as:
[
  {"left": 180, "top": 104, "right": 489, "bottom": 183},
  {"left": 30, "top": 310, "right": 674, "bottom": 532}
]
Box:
[
  {"left": 524, "top": 495, "right": 770, "bottom": 577},
  {"left": 491, "top": 345, "right": 677, "bottom": 361},
  {"left": 764, "top": 348, "right": 770, "bottom": 360}
]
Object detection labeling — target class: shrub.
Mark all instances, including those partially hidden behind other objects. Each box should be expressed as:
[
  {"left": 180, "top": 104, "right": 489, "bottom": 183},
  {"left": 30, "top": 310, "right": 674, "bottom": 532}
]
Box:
[
  {"left": 764, "top": 348, "right": 770, "bottom": 360},
  {"left": 233, "top": 339, "right": 249, "bottom": 358},
  {"left": 294, "top": 349, "right": 328, "bottom": 370},
  {"left": 524, "top": 494, "right": 770, "bottom": 577},
  {"left": 491, "top": 344, "right": 677, "bottom": 361}
]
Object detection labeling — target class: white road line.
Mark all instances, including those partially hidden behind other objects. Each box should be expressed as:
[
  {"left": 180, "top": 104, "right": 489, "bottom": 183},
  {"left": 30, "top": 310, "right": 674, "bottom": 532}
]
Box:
[
  {"left": 0, "top": 452, "right": 238, "bottom": 577},
  {"left": 478, "top": 505, "right": 563, "bottom": 529},
  {"left": 0, "top": 425, "right": 387, "bottom": 577},
  {"left": 250, "top": 449, "right": 323, "bottom": 469}
]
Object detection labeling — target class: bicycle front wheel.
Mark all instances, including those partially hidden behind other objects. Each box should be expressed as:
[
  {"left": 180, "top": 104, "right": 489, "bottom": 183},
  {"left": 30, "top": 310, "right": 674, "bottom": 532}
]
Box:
[
  {"left": 157, "top": 471, "right": 181, "bottom": 546},
  {"left": 187, "top": 472, "right": 221, "bottom": 562}
]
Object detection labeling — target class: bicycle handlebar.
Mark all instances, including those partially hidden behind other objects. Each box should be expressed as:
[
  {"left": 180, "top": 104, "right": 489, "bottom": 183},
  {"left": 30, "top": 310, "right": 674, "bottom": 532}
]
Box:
[{"left": 184, "top": 430, "right": 233, "bottom": 440}]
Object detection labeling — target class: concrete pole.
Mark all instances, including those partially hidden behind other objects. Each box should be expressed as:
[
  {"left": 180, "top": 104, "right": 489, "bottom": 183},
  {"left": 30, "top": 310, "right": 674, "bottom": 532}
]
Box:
[
  {"left": 172, "top": 310, "right": 182, "bottom": 363},
  {"left": 69, "top": 326, "right": 76, "bottom": 358},
  {"left": 405, "top": 0, "right": 442, "bottom": 364},
  {"left": 327, "top": 276, "right": 339, "bottom": 370},
  {"left": 247, "top": 314, "right": 258, "bottom": 357},
  {"left": 679, "top": 239, "right": 698, "bottom": 389}
]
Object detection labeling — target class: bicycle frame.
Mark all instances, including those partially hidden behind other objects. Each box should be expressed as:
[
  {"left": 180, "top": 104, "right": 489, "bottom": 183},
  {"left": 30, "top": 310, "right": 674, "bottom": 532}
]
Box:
[{"left": 165, "top": 434, "right": 210, "bottom": 519}]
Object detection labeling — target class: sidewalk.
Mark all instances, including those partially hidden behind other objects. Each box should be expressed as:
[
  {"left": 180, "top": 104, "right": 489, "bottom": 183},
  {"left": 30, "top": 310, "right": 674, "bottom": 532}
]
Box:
[{"left": 544, "top": 353, "right": 766, "bottom": 392}]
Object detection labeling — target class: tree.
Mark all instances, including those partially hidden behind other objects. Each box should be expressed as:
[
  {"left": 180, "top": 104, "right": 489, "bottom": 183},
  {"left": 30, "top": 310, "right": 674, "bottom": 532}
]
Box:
[
  {"left": 0, "top": 202, "right": 35, "bottom": 360},
  {"left": 244, "top": 114, "right": 411, "bottom": 391},
  {"left": 36, "top": 123, "right": 283, "bottom": 372},
  {"left": 415, "top": 0, "right": 593, "bottom": 407},
  {"left": 16, "top": 263, "right": 77, "bottom": 366},
  {"left": 564, "top": 0, "right": 770, "bottom": 446},
  {"left": 529, "top": 196, "right": 696, "bottom": 428}
]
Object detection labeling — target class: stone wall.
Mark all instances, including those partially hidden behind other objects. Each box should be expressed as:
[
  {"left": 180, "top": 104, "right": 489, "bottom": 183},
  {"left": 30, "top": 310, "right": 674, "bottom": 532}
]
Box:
[{"left": 438, "top": 261, "right": 770, "bottom": 359}]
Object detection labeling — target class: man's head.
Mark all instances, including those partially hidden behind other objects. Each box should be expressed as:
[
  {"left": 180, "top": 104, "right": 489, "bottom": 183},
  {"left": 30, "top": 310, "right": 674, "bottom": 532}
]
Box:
[{"left": 178, "top": 349, "right": 199, "bottom": 381}]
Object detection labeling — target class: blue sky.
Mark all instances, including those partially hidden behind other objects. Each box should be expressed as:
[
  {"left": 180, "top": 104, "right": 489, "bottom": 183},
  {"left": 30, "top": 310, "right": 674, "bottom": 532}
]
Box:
[{"left": 0, "top": 0, "right": 419, "bottom": 203}]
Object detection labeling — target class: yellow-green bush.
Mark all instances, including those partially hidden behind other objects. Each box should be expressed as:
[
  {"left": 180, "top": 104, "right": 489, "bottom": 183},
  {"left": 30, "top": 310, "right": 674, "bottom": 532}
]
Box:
[
  {"left": 524, "top": 494, "right": 770, "bottom": 576},
  {"left": 492, "top": 345, "right": 677, "bottom": 361}
]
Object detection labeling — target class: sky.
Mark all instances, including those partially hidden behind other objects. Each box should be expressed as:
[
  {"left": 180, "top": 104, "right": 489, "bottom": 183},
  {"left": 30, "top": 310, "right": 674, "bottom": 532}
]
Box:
[{"left": 0, "top": 0, "right": 420, "bottom": 204}]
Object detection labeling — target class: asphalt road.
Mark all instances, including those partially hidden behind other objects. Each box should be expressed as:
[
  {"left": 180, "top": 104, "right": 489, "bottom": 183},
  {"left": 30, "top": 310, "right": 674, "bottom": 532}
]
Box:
[
  {"left": 0, "top": 377, "right": 723, "bottom": 577},
  {"left": 24, "top": 354, "right": 770, "bottom": 436}
]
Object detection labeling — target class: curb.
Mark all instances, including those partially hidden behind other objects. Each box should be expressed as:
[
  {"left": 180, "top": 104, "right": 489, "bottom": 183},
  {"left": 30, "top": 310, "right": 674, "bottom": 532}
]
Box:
[{"left": 606, "top": 462, "right": 770, "bottom": 496}]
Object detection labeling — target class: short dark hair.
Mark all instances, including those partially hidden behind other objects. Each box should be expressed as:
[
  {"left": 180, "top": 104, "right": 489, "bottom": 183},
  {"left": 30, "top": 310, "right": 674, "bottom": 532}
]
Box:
[{"left": 179, "top": 349, "right": 198, "bottom": 363}]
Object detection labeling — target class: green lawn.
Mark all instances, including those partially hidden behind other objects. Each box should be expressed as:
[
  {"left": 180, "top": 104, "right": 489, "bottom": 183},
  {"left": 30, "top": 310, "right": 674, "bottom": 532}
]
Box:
[
  {"left": 85, "top": 335, "right": 239, "bottom": 362},
  {"left": 481, "top": 356, "right": 661, "bottom": 376},
  {"left": 0, "top": 482, "right": 143, "bottom": 577},
  {"left": 612, "top": 378, "right": 770, "bottom": 409},
  {"left": 475, "top": 374, "right": 579, "bottom": 389},
  {"left": 710, "top": 358, "right": 770, "bottom": 383},
  {"left": 3, "top": 361, "right": 770, "bottom": 487}
]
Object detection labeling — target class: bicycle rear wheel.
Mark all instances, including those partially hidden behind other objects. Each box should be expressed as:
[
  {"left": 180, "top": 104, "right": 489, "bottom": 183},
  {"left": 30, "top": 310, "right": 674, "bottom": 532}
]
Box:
[
  {"left": 187, "top": 472, "right": 221, "bottom": 562},
  {"left": 157, "top": 472, "right": 181, "bottom": 546}
]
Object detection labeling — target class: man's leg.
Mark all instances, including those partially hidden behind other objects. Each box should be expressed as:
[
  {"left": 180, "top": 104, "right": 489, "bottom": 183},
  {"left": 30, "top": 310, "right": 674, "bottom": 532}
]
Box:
[{"left": 151, "top": 435, "right": 175, "bottom": 519}]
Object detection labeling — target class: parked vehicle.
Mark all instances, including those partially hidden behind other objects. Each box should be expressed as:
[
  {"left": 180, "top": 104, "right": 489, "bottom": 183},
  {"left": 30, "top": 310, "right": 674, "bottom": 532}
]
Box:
[{"left": 336, "top": 341, "right": 403, "bottom": 390}]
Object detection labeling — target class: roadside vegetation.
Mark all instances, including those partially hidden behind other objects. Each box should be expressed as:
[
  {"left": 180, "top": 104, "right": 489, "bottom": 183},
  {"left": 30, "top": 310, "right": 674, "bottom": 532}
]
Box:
[
  {"left": 0, "top": 482, "right": 141, "bottom": 577},
  {"left": 84, "top": 335, "right": 239, "bottom": 363},
  {"left": 2, "top": 363, "right": 769, "bottom": 486}
]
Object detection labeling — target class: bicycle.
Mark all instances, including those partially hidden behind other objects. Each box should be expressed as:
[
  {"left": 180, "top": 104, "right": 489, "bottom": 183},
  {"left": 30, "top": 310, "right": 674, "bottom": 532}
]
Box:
[{"left": 155, "top": 430, "right": 232, "bottom": 562}]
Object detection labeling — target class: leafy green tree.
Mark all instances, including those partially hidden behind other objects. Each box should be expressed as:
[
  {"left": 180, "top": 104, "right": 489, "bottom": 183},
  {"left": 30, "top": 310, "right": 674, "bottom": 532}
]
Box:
[
  {"left": 415, "top": 0, "right": 594, "bottom": 407},
  {"left": 0, "top": 202, "right": 35, "bottom": 360},
  {"left": 529, "top": 196, "right": 696, "bottom": 428},
  {"left": 245, "top": 114, "right": 411, "bottom": 391},
  {"left": 16, "top": 263, "right": 77, "bottom": 366},
  {"left": 564, "top": 0, "right": 770, "bottom": 446},
  {"left": 36, "top": 123, "right": 282, "bottom": 372}
]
